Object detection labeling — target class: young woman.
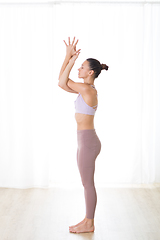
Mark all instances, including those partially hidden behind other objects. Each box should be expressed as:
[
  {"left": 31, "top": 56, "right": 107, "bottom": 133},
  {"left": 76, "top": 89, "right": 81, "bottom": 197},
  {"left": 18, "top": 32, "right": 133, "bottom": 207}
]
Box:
[{"left": 58, "top": 37, "right": 108, "bottom": 233}]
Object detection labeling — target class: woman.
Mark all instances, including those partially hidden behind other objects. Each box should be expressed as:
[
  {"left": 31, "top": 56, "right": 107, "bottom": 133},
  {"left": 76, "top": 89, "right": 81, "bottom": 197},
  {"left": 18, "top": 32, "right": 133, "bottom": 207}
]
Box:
[{"left": 58, "top": 37, "right": 109, "bottom": 233}]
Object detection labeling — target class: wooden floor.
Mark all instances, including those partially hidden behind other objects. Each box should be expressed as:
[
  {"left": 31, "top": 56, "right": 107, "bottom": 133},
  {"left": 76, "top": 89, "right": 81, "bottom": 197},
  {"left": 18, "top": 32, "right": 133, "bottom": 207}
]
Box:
[{"left": 0, "top": 185, "right": 160, "bottom": 240}]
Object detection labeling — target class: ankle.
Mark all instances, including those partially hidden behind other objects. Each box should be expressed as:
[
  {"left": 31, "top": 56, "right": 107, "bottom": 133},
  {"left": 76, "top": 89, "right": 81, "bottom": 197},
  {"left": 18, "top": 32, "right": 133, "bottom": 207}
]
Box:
[{"left": 85, "top": 217, "right": 94, "bottom": 226}]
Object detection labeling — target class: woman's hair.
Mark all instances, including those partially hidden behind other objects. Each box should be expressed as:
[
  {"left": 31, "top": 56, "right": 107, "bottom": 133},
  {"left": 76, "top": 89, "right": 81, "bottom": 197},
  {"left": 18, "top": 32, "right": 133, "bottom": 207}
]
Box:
[{"left": 86, "top": 58, "right": 109, "bottom": 78}]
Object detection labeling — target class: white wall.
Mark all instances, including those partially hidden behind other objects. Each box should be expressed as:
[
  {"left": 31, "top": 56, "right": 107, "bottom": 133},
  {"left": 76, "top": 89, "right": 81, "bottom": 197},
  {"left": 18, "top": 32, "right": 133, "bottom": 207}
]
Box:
[{"left": 0, "top": 2, "right": 160, "bottom": 188}]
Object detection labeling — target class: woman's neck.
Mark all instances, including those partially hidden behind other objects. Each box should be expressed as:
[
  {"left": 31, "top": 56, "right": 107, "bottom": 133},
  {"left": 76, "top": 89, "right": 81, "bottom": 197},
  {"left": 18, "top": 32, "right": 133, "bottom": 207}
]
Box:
[{"left": 83, "top": 77, "right": 94, "bottom": 86}]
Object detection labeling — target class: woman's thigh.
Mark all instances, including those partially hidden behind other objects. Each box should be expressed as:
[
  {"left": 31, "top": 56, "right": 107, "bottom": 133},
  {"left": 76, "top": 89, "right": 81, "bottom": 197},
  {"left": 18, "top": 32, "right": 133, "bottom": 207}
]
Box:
[{"left": 77, "top": 146, "right": 96, "bottom": 186}]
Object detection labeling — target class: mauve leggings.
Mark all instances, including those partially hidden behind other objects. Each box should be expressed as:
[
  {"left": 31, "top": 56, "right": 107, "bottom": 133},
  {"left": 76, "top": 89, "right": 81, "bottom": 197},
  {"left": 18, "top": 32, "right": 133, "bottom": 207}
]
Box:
[{"left": 77, "top": 129, "right": 101, "bottom": 219}]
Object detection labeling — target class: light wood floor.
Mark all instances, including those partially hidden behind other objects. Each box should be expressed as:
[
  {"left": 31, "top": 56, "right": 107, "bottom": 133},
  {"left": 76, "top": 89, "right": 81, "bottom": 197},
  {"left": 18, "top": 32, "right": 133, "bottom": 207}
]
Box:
[{"left": 0, "top": 186, "right": 160, "bottom": 240}]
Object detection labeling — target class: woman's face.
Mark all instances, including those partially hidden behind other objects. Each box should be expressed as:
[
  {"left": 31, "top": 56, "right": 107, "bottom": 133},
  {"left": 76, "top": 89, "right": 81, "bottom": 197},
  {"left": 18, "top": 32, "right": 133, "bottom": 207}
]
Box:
[{"left": 78, "top": 60, "right": 91, "bottom": 79}]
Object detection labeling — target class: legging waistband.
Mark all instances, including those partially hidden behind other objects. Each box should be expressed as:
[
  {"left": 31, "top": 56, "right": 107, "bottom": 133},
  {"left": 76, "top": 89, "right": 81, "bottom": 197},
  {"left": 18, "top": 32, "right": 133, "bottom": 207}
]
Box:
[
  {"left": 77, "top": 128, "right": 96, "bottom": 133},
  {"left": 77, "top": 129, "right": 98, "bottom": 144}
]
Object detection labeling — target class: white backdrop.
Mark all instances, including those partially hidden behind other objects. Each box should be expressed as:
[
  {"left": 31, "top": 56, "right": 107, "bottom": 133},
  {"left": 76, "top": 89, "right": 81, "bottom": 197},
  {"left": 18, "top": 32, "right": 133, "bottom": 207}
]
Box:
[{"left": 0, "top": 2, "right": 160, "bottom": 188}]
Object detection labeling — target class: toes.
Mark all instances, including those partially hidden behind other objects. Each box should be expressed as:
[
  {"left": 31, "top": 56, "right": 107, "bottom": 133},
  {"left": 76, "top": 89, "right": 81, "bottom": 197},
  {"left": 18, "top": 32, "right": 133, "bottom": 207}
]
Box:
[
  {"left": 69, "top": 229, "right": 76, "bottom": 233},
  {"left": 69, "top": 226, "right": 78, "bottom": 233},
  {"left": 69, "top": 226, "right": 75, "bottom": 230}
]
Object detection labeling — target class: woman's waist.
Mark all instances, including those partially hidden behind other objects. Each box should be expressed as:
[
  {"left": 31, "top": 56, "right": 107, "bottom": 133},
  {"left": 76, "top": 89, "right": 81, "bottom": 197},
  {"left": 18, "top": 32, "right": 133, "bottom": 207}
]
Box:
[
  {"left": 75, "top": 113, "right": 94, "bottom": 123},
  {"left": 75, "top": 113, "right": 94, "bottom": 130}
]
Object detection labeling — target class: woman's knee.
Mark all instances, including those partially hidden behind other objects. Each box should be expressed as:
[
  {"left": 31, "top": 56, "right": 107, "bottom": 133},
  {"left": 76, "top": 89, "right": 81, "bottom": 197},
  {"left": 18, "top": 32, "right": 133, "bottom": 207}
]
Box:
[{"left": 81, "top": 178, "right": 95, "bottom": 189}]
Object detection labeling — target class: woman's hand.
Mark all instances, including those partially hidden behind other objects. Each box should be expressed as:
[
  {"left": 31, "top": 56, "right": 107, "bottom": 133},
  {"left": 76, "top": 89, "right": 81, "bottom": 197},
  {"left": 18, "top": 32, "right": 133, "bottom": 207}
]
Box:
[
  {"left": 58, "top": 37, "right": 80, "bottom": 82},
  {"left": 64, "top": 37, "right": 81, "bottom": 59}
]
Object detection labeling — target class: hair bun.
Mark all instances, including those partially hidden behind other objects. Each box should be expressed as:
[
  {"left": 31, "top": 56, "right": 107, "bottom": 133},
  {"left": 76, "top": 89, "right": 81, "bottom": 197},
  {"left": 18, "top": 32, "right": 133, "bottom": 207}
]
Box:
[{"left": 101, "top": 64, "right": 109, "bottom": 71}]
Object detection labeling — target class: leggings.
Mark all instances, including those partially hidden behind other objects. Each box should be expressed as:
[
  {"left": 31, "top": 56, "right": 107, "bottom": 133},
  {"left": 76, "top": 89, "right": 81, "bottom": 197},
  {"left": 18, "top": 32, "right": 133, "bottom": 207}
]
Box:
[{"left": 77, "top": 129, "right": 101, "bottom": 219}]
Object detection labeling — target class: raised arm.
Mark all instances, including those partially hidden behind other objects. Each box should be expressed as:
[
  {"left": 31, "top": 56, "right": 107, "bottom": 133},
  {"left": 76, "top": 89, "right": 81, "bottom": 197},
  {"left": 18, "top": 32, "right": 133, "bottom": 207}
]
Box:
[{"left": 58, "top": 37, "right": 81, "bottom": 93}]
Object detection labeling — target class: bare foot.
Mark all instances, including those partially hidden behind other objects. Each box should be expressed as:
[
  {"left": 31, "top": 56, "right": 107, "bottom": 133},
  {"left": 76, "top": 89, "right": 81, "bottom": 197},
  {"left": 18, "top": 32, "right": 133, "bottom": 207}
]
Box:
[
  {"left": 69, "top": 218, "right": 95, "bottom": 233},
  {"left": 69, "top": 218, "right": 86, "bottom": 230}
]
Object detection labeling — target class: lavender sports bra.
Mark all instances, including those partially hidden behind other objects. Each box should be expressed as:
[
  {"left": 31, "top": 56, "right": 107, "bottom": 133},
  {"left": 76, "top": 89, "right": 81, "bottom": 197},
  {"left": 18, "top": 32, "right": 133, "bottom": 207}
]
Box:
[{"left": 74, "top": 85, "right": 98, "bottom": 115}]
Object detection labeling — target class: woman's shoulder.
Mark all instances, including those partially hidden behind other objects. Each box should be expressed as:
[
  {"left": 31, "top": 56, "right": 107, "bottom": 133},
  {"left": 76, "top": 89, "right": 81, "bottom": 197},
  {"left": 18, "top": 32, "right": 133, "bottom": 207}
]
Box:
[
  {"left": 83, "top": 83, "right": 97, "bottom": 93},
  {"left": 82, "top": 84, "right": 97, "bottom": 101},
  {"left": 88, "top": 84, "right": 97, "bottom": 96}
]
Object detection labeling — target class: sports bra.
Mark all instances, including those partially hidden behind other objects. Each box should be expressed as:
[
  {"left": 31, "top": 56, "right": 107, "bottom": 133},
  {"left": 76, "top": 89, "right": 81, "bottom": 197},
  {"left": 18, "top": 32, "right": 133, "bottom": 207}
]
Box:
[{"left": 74, "top": 85, "right": 98, "bottom": 115}]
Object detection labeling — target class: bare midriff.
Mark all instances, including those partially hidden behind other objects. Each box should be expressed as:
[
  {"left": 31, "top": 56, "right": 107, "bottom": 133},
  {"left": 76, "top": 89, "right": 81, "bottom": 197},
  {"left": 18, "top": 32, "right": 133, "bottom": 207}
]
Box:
[{"left": 75, "top": 113, "right": 95, "bottom": 130}]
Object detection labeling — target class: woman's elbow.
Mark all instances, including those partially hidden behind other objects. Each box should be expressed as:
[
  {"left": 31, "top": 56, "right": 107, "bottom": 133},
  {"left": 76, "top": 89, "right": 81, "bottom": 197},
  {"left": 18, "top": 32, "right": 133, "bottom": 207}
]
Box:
[
  {"left": 58, "top": 81, "right": 62, "bottom": 88},
  {"left": 58, "top": 81, "right": 65, "bottom": 90},
  {"left": 58, "top": 76, "right": 63, "bottom": 86},
  {"left": 58, "top": 77, "right": 62, "bottom": 86}
]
